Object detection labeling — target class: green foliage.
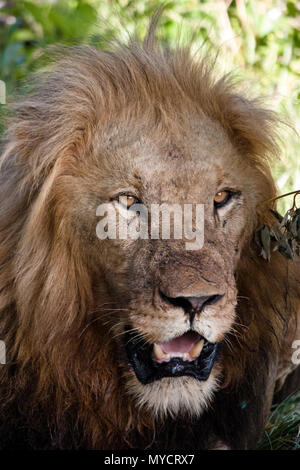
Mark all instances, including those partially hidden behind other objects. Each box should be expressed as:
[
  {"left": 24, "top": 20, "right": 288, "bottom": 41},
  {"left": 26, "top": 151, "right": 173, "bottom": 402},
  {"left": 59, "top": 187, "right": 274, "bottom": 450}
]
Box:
[{"left": 258, "top": 392, "right": 300, "bottom": 450}]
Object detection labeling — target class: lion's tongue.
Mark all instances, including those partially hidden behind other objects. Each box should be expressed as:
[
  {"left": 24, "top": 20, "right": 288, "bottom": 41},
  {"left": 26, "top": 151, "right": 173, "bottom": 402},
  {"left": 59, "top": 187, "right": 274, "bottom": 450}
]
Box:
[{"left": 158, "top": 331, "right": 200, "bottom": 354}]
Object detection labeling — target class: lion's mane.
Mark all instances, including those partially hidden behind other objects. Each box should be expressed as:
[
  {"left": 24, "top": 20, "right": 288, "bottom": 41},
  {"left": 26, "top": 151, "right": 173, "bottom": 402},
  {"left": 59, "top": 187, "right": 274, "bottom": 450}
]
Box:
[{"left": 0, "top": 27, "right": 299, "bottom": 450}]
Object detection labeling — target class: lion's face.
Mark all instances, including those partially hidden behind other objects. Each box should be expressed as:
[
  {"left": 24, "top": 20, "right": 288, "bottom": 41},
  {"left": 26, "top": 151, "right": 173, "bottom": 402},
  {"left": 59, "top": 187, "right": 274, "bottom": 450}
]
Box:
[
  {"left": 68, "top": 109, "right": 266, "bottom": 419},
  {"left": 0, "top": 36, "right": 288, "bottom": 449}
]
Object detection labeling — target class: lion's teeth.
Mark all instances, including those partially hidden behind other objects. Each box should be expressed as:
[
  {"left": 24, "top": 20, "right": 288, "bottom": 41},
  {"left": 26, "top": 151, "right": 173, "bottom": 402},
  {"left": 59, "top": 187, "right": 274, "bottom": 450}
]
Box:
[
  {"left": 153, "top": 343, "right": 164, "bottom": 361},
  {"left": 189, "top": 339, "right": 204, "bottom": 360}
]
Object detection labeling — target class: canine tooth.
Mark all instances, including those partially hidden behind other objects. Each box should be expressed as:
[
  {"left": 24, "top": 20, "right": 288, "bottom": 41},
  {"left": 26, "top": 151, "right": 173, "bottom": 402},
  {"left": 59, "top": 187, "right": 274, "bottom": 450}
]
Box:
[
  {"left": 153, "top": 343, "right": 164, "bottom": 361},
  {"left": 189, "top": 339, "right": 204, "bottom": 359},
  {"left": 183, "top": 353, "right": 190, "bottom": 361}
]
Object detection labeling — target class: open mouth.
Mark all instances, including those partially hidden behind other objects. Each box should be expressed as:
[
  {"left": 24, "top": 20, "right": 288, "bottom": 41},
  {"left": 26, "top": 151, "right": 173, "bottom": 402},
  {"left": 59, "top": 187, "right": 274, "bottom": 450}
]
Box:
[{"left": 125, "top": 328, "right": 221, "bottom": 385}]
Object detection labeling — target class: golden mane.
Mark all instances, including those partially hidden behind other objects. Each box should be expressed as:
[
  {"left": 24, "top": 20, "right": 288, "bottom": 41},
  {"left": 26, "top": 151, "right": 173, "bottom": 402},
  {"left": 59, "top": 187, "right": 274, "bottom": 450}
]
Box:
[{"left": 0, "top": 26, "right": 299, "bottom": 450}]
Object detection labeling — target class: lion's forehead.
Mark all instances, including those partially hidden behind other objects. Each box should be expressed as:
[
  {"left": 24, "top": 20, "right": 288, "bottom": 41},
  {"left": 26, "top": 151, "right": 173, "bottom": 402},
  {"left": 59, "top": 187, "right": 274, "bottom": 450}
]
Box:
[
  {"left": 125, "top": 118, "right": 234, "bottom": 168},
  {"left": 97, "top": 109, "right": 235, "bottom": 166}
]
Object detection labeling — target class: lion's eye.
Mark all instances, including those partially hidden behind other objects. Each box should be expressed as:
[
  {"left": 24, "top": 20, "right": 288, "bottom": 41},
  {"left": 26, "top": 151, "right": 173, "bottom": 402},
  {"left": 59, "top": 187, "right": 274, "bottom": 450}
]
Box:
[
  {"left": 118, "top": 195, "right": 139, "bottom": 209},
  {"left": 214, "top": 190, "right": 232, "bottom": 208}
]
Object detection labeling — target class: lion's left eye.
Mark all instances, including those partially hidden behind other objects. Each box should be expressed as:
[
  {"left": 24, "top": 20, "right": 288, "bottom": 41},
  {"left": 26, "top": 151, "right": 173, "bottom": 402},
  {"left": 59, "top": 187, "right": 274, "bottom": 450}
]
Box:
[
  {"left": 214, "top": 190, "right": 233, "bottom": 208},
  {"left": 118, "top": 195, "right": 140, "bottom": 209}
]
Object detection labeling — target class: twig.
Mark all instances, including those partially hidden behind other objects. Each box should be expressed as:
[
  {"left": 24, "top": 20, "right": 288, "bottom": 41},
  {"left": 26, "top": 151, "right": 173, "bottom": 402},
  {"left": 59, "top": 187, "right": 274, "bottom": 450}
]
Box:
[{"left": 257, "top": 190, "right": 300, "bottom": 212}]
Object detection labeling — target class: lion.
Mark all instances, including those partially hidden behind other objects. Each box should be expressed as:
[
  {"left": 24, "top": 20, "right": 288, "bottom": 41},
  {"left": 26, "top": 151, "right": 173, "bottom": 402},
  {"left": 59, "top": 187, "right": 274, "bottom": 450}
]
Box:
[{"left": 0, "top": 22, "right": 299, "bottom": 450}]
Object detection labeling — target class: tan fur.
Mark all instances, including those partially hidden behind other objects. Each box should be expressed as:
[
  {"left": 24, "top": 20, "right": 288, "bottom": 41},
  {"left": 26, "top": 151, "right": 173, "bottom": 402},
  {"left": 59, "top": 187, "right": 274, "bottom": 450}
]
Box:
[{"left": 0, "top": 25, "right": 299, "bottom": 450}]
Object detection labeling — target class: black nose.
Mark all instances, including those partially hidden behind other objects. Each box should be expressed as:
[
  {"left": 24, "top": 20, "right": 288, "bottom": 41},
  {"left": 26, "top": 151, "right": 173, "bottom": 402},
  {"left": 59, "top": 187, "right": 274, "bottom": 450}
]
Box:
[{"left": 159, "top": 290, "right": 223, "bottom": 323}]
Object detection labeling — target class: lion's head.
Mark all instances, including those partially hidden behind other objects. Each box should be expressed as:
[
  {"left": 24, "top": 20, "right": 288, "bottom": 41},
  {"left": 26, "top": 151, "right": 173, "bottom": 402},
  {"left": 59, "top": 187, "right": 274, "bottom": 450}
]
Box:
[{"left": 2, "top": 26, "right": 297, "bottom": 450}]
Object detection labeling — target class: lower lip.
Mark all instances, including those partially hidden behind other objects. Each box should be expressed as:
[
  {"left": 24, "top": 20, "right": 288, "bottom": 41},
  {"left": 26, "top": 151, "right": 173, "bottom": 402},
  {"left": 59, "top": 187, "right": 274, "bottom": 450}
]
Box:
[{"left": 124, "top": 328, "right": 221, "bottom": 385}]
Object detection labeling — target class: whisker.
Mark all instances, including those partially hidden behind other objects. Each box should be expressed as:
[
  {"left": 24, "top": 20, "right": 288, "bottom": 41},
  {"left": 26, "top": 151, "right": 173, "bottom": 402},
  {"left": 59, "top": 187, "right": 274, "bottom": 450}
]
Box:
[
  {"left": 111, "top": 327, "right": 141, "bottom": 340},
  {"left": 223, "top": 336, "right": 234, "bottom": 353}
]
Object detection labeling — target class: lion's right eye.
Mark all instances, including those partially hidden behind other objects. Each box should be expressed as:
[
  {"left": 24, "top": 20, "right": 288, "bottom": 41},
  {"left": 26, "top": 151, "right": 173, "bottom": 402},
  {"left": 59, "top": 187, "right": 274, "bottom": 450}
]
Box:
[{"left": 117, "top": 195, "right": 140, "bottom": 209}]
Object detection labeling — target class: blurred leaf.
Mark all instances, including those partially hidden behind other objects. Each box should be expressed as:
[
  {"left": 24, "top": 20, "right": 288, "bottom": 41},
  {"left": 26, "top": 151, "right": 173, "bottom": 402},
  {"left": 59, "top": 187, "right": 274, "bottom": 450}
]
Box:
[{"left": 277, "top": 237, "right": 294, "bottom": 259}]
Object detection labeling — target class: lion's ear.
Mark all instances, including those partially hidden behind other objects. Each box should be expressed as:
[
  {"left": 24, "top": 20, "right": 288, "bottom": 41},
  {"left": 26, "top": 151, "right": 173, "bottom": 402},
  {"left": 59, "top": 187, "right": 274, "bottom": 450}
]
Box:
[{"left": 14, "top": 159, "right": 92, "bottom": 360}]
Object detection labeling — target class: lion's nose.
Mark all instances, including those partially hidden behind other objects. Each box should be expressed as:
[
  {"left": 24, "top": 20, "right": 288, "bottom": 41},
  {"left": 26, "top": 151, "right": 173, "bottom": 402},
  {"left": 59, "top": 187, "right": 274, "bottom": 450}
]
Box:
[{"left": 159, "top": 290, "right": 223, "bottom": 323}]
